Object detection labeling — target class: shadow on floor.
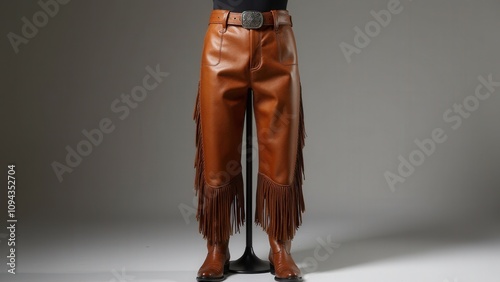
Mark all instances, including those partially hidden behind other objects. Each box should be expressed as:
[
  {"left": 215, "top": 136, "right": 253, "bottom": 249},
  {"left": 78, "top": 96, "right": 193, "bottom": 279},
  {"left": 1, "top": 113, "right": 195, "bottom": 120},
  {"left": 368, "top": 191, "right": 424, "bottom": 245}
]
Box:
[{"left": 290, "top": 219, "right": 500, "bottom": 279}]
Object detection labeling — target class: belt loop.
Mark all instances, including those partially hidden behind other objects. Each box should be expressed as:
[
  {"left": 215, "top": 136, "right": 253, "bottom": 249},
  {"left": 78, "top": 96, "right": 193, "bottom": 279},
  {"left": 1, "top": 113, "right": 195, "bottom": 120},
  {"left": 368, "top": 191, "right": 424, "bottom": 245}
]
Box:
[
  {"left": 270, "top": 10, "right": 280, "bottom": 32},
  {"left": 221, "top": 10, "right": 230, "bottom": 32}
]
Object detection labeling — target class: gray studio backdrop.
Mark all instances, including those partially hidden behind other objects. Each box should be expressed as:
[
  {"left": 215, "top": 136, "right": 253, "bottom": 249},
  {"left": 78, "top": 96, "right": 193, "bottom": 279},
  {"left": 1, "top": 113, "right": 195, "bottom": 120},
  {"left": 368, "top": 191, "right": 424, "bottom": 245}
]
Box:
[{"left": 1, "top": 0, "right": 500, "bottom": 273}]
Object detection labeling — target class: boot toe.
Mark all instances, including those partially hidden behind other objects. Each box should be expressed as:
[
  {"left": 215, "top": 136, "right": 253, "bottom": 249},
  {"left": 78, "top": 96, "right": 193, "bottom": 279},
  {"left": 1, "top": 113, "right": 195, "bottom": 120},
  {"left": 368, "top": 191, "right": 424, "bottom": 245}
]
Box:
[
  {"left": 197, "top": 263, "right": 228, "bottom": 279},
  {"left": 277, "top": 268, "right": 301, "bottom": 279},
  {"left": 197, "top": 268, "right": 221, "bottom": 278},
  {"left": 197, "top": 268, "right": 225, "bottom": 282}
]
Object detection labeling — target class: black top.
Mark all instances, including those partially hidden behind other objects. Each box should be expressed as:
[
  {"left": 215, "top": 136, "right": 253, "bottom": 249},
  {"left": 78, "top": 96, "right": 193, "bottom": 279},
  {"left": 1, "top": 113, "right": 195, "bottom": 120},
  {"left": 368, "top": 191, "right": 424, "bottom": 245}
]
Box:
[{"left": 213, "top": 0, "right": 288, "bottom": 12}]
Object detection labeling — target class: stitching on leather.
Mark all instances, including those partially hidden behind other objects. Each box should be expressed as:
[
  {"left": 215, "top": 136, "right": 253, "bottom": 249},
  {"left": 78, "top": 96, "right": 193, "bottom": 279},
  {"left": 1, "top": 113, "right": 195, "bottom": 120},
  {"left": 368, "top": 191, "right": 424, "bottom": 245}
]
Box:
[
  {"left": 250, "top": 30, "right": 263, "bottom": 71},
  {"left": 202, "top": 24, "right": 224, "bottom": 66},
  {"left": 278, "top": 26, "right": 298, "bottom": 66},
  {"left": 205, "top": 171, "right": 243, "bottom": 189},
  {"left": 258, "top": 172, "right": 292, "bottom": 187}
]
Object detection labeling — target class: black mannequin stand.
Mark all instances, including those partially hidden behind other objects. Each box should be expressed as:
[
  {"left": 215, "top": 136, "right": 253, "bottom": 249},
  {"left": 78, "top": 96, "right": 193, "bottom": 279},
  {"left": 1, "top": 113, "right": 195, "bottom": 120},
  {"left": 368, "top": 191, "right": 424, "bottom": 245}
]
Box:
[{"left": 229, "top": 90, "right": 271, "bottom": 274}]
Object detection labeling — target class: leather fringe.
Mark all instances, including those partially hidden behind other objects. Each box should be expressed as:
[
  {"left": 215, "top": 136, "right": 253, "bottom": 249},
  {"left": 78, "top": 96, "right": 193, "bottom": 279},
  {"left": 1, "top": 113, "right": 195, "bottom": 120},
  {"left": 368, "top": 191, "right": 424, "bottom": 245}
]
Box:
[
  {"left": 193, "top": 84, "right": 204, "bottom": 196},
  {"left": 193, "top": 83, "right": 245, "bottom": 243},
  {"left": 255, "top": 85, "right": 306, "bottom": 241}
]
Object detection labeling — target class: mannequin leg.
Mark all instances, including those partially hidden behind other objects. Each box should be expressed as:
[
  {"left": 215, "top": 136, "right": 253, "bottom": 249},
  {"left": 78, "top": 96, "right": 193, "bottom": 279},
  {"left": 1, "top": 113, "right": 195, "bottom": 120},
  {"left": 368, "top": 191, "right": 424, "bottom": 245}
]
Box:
[
  {"left": 194, "top": 16, "right": 252, "bottom": 280},
  {"left": 250, "top": 14, "right": 306, "bottom": 281}
]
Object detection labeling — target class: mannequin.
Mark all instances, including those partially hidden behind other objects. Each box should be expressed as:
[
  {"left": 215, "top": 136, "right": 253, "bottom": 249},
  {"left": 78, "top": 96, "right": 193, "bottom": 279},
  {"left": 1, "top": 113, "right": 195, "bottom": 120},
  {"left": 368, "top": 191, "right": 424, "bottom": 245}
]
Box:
[
  {"left": 213, "top": 0, "right": 288, "bottom": 12},
  {"left": 194, "top": 1, "right": 305, "bottom": 281}
]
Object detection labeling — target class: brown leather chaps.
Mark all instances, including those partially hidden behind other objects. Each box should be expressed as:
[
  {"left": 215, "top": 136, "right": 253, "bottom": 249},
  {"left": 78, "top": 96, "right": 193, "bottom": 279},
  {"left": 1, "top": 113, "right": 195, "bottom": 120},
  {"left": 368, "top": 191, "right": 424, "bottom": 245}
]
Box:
[{"left": 193, "top": 9, "right": 306, "bottom": 244}]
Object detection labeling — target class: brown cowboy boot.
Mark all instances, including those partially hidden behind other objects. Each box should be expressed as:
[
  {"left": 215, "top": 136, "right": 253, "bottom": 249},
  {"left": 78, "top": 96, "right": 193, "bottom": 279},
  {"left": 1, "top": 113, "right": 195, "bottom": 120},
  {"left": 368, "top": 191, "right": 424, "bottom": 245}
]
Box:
[
  {"left": 196, "top": 239, "right": 230, "bottom": 282},
  {"left": 268, "top": 234, "right": 303, "bottom": 281}
]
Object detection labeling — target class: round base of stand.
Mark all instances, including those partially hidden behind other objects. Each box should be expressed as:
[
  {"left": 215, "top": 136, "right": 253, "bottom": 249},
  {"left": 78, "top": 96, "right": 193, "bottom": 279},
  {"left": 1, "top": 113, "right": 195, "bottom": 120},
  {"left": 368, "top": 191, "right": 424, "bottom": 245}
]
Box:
[{"left": 229, "top": 246, "right": 270, "bottom": 273}]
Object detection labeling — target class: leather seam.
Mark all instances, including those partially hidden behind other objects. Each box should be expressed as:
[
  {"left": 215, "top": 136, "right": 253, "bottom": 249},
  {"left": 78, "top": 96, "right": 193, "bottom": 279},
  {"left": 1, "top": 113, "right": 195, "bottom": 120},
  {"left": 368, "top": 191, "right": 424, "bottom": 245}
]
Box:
[
  {"left": 205, "top": 172, "right": 243, "bottom": 189},
  {"left": 201, "top": 24, "right": 224, "bottom": 67},
  {"left": 277, "top": 26, "right": 298, "bottom": 66},
  {"left": 249, "top": 30, "right": 263, "bottom": 71},
  {"left": 290, "top": 82, "right": 301, "bottom": 188},
  {"left": 258, "top": 172, "right": 292, "bottom": 187}
]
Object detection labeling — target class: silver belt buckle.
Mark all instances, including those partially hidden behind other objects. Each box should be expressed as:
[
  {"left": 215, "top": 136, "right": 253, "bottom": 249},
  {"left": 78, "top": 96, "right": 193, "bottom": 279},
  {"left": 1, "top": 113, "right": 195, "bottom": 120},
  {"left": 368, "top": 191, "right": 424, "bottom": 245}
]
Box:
[{"left": 241, "top": 11, "right": 264, "bottom": 29}]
